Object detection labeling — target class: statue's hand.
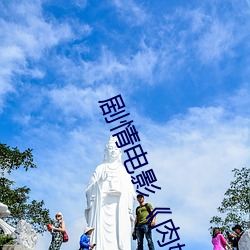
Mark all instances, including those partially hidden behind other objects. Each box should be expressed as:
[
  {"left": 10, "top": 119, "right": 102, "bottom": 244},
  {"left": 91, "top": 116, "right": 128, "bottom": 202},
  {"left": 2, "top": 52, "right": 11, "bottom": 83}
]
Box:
[
  {"left": 88, "top": 201, "right": 93, "bottom": 208},
  {"left": 87, "top": 195, "right": 96, "bottom": 208},
  {"left": 130, "top": 213, "right": 135, "bottom": 222},
  {"left": 102, "top": 171, "right": 108, "bottom": 181}
]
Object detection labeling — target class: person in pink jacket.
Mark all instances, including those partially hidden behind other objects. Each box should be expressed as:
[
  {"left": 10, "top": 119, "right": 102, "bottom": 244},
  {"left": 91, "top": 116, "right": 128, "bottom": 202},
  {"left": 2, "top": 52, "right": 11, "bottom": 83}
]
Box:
[{"left": 212, "top": 227, "right": 232, "bottom": 250}]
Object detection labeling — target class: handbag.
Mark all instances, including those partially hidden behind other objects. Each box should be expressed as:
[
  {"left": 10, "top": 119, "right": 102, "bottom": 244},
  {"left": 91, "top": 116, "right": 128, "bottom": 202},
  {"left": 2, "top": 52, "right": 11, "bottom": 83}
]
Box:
[
  {"left": 132, "top": 233, "right": 137, "bottom": 240},
  {"left": 132, "top": 226, "right": 137, "bottom": 240},
  {"left": 62, "top": 231, "right": 69, "bottom": 242}
]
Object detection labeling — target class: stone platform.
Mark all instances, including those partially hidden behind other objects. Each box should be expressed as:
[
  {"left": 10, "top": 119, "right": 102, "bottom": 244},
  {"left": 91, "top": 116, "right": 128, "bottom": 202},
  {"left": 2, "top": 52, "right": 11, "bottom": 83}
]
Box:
[{"left": 1, "top": 245, "right": 26, "bottom": 250}]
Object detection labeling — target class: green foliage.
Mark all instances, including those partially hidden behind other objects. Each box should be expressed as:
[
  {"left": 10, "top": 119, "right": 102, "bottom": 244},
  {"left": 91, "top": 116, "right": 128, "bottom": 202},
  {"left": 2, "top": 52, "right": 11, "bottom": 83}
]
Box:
[
  {"left": 210, "top": 167, "right": 250, "bottom": 232},
  {"left": 0, "top": 144, "right": 36, "bottom": 175},
  {"left": 0, "top": 234, "right": 14, "bottom": 246},
  {"left": 0, "top": 143, "right": 52, "bottom": 233}
]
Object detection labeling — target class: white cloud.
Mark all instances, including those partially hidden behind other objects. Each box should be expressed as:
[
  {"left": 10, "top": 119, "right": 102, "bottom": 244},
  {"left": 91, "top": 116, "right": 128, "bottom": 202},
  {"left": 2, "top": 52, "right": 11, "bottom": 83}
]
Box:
[
  {"left": 81, "top": 48, "right": 127, "bottom": 85},
  {"left": 73, "top": 0, "right": 87, "bottom": 9},
  {"left": 223, "top": 84, "right": 250, "bottom": 115},
  {"left": 126, "top": 43, "right": 158, "bottom": 84},
  {"left": 196, "top": 20, "right": 235, "bottom": 62},
  {"left": 188, "top": 8, "right": 210, "bottom": 33},
  {"left": 158, "top": 7, "right": 240, "bottom": 67},
  {"left": 0, "top": 2, "right": 73, "bottom": 58},
  {"left": 48, "top": 84, "right": 117, "bottom": 119},
  {"left": 112, "top": 0, "right": 148, "bottom": 26},
  {"left": 0, "top": 1, "right": 74, "bottom": 110},
  {"left": 81, "top": 45, "right": 158, "bottom": 86}
]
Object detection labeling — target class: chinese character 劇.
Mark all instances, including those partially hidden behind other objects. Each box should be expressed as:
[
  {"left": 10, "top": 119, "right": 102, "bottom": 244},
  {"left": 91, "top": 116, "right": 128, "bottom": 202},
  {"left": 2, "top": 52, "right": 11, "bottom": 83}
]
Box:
[
  {"left": 98, "top": 95, "right": 130, "bottom": 123},
  {"left": 98, "top": 95, "right": 125, "bottom": 115}
]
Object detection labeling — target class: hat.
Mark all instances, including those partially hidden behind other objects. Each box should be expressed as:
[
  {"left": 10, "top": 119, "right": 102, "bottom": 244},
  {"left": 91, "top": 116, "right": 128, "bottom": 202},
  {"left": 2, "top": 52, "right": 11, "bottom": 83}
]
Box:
[
  {"left": 55, "top": 212, "right": 63, "bottom": 218},
  {"left": 84, "top": 227, "right": 95, "bottom": 234},
  {"left": 136, "top": 194, "right": 144, "bottom": 198},
  {"left": 232, "top": 225, "right": 243, "bottom": 231}
]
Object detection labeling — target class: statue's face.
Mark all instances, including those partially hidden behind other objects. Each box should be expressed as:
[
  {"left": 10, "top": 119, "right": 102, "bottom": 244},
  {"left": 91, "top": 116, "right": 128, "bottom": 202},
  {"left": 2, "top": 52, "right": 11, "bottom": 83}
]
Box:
[{"left": 107, "top": 142, "right": 120, "bottom": 161}]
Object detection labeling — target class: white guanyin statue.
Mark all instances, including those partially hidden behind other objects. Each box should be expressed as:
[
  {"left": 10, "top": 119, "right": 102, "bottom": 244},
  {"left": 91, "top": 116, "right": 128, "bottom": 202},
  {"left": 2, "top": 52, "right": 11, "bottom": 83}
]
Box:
[{"left": 85, "top": 136, "right": 136, "bottom": 250}]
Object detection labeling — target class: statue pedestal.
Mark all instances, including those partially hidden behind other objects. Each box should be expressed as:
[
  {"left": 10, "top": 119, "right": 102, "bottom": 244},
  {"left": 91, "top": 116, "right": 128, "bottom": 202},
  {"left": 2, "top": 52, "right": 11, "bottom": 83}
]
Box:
[{"left": 1, "top": 245, "right": 26, "bottom": 250}]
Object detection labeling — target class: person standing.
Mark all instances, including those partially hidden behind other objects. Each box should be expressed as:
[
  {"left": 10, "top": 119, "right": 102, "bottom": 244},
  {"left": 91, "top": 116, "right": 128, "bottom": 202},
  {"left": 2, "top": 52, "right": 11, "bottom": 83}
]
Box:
[
  {"left": 230, "top": 225, "right": 244, "bottom": 250},
  {"left": 133, "top": 194, "right": 155, "bottom": 250},
  {"left": 211, "top": 227, "right": 232, "bottom": 250},
  {"left": 48, "top": 212, "right": 66, "bottom": 250},
  {"left": 79, "top": 227, "right": 96, "bottom": 250}
]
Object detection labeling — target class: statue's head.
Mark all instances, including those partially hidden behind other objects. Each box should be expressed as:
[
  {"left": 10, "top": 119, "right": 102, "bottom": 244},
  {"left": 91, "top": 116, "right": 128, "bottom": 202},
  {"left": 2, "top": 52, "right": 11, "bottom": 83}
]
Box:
[{"left": 104, "top": 136, "right": 122, "bottom": 163}]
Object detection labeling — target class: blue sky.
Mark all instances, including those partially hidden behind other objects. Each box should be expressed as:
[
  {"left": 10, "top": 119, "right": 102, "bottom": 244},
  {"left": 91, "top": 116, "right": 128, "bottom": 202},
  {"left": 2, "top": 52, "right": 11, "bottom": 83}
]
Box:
[{"left": 1, "top": 0, "right": 250, "bottom": 249}]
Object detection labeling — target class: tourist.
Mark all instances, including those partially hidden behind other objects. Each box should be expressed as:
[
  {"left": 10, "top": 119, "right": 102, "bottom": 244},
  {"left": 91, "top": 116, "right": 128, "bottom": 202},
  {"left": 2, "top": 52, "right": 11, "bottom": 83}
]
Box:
[
  {"left": 231, "top": 224, "right": 244, "bottom": 250},
  {"left": 79, "top": 227, "right": 96, "bottom": 250},
  {"left": 48, "top": 212, "right": 66, "bottom": 250},
  {"left": 211, "top": 227, "right": 232, "bottom": 250},
  {"left": 226, "top": 231, "right": 237, "bottom": 249},
  {"left": 133, "top": 194, "right": 155, "bottom": 250}
]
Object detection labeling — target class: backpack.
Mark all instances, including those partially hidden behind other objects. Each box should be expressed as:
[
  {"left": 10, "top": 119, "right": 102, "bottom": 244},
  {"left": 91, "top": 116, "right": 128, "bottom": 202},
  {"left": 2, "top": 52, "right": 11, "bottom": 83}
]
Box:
[{"left": 136, "top": 203, "right": 152, "bottom": 225}]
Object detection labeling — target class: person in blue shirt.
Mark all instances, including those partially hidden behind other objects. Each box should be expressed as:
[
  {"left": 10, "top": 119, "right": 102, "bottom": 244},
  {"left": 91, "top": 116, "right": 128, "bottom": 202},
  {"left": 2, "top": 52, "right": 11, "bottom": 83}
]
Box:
[{"left": 79, "top": 227, "right": 96, "bottom": 250}]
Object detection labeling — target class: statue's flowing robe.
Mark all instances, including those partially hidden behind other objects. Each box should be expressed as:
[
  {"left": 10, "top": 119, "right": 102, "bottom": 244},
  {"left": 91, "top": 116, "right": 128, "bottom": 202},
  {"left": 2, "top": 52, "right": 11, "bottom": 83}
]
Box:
[{"left": 85, "top": 163, "right": 135, "bottom": 250}]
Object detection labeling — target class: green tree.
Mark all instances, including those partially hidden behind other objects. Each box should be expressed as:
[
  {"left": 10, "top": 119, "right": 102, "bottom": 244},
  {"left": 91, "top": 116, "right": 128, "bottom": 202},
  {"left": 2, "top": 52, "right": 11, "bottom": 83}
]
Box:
[
  {"left": 0, "top": 143, "right": 52, "bottom": 233},
  {"left": 210, "top": 167, "right": 250, "bottom": 232}
]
